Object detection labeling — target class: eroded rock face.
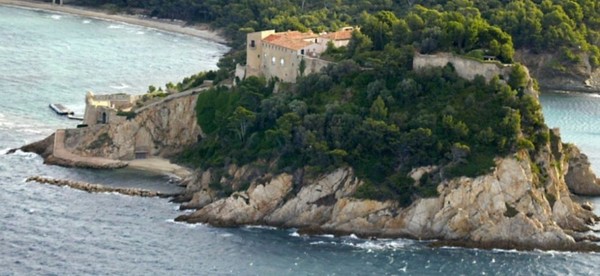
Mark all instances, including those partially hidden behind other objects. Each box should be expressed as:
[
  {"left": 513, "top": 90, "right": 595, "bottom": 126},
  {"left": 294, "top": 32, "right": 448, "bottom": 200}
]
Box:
[
  {"left": 179, "top": 174, "right": 293, "bottom": 226},
  {"left": 177, "top": 144, "right": 598, "bottom": 250},
  {"left": 515, "top": 49, "right": 600, "bottom": 93},
  {"left": 565, "top": 145, "right": 600, "bottom": 196},
  {"left": 63, "top": 94, "right": 201, "bottom": 160}
]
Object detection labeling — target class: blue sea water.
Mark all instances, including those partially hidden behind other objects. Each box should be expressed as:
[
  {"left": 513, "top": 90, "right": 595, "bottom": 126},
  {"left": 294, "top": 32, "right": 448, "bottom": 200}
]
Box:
[{"left": 2, "top": 5, "right": 600, "bottom": 275}]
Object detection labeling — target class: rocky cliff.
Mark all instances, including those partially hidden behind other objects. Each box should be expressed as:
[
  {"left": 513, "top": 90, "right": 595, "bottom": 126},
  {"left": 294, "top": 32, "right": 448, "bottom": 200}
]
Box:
[
  {"left": 515, "top": 50, "right": 600, "bottom": 93},
  {"left": 64, "top": 93, "right": 201, "bottom": 160},
  {"left": 174, "top": 129, "right": 600, "bottom": 251}
]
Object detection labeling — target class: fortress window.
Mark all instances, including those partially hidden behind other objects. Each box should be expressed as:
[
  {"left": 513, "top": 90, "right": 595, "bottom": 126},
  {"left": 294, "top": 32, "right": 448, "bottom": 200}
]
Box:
[
  {"left": 280, "top": 58, "right": 285, "bottom": 66},
  {"left": 250, "top": 40, "right": 255, "bottom": 47},
  {"left": 301, "top": 49, "right": 305, "bottom": 55},
  {"left": 272, "top": 57, "right": 276, "bottom": 65}
]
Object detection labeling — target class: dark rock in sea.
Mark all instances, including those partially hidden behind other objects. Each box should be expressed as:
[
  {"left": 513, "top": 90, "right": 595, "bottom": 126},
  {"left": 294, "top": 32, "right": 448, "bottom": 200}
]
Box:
[{"left": 21, "top": 133, "right": 54, "bottom": 158}]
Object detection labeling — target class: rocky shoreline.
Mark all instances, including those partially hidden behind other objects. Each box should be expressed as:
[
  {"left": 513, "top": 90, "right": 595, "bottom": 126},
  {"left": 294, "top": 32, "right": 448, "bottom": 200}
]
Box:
[
  {"left": 169, "top": 129, "right": 600, "bottom": 252},
  {"left": 18, "top": 89, "right": 600, "bottom": 251}
]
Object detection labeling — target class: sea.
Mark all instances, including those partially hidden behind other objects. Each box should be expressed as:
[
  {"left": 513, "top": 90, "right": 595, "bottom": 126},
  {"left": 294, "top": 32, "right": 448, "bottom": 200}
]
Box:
[{"left": 1, "top": 5, "right": 600, "bottom": 275}]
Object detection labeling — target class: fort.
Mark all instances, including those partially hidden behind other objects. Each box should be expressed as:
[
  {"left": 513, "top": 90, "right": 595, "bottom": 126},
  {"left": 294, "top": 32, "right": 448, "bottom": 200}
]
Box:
[
  {"left": 241, "top": 27, "right": 354, "bottom": 83},
  {"left": 82, "top": 91, "right": 140, "bottom": 126}
]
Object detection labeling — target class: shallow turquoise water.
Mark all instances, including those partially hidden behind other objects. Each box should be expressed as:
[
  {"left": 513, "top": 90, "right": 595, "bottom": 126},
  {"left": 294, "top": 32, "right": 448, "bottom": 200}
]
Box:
[{"left": 2, "top": 5, "right": 600, "bottom": 275}]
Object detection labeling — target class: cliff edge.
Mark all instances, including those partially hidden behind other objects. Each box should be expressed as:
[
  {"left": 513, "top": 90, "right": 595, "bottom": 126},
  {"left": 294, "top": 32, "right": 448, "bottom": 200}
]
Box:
[
  {"left": 516, "top": 50, "right": 600, "bottom": 93},
  {"left": 174, "top": 129, "right": 600, "bottom": 251}
]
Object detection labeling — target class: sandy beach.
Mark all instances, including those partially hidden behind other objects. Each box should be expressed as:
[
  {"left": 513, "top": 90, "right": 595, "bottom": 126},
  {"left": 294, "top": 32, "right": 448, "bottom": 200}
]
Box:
[
  {"left": 0, "top": 0, "right": 228, "bottom": 44},
  {"left": 128, "top": 158, "right": 192, "bottom": 179}
]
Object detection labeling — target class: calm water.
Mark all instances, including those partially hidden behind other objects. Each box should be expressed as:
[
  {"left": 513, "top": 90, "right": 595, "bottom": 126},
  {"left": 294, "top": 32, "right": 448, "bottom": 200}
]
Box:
[{"left": 2, "top": 5, "right": 600, "bottom": 275}]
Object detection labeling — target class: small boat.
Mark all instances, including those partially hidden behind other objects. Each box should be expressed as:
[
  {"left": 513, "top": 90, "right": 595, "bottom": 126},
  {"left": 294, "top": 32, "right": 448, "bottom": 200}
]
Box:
[
  {"left": 49, "top": 103, "right": 74, "bottom": 115},
  {"left": 67, "top": 114, "right": 84, "bottom": 121}
]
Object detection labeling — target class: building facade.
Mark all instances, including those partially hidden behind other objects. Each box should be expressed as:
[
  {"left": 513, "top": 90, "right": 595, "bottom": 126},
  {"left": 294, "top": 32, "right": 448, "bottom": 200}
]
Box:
[
  {"left": 244, "top": 28, "right": 354, "bottom": 83},
  {"left": 82, "top": 91, "right": 140, "bottom": 126}
]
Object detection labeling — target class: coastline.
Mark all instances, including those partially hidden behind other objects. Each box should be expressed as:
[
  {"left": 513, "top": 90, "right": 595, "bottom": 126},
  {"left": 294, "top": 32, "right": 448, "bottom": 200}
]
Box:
[{"left": 0, "top": 0, "right": 228, "bottom": 44}]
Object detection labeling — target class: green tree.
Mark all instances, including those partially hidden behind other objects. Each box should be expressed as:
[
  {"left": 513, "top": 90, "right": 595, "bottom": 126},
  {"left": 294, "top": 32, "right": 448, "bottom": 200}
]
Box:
[
  {"left": 229, "top": 106, "right": 256, "bottom": 142},
  {"left": 370, "top": 96, "right": 388, "bottom": 120}
]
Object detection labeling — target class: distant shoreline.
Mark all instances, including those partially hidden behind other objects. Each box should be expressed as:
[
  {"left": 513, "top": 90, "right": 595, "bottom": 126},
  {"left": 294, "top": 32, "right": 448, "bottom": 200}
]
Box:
[{"left": 0, "top": 0, "right": 228, "bottom": 44}]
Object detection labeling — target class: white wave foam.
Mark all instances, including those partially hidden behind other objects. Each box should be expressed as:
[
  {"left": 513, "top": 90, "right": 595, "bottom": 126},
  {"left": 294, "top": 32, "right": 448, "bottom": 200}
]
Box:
[
  {"left": 310, "top": 241, "right": 326, "bottom": 245},
  {"left": 343, "top": 239, "right": 412, "bottom": 251},
  {"left": 289, "top": 231, "right": 300, "bottom": 237},
  {"left": 50, "top": 15, "right": 61, "bottom": 20},
  {"left": 243, "top": 225, "right": 278, "bottom": 230},
  {"left": 318, "top": 234, "right": 335, "bottom": 238},
  {"left": 136, "top": 31, "right": 145, "bottom": 35},
  {"left": 108, "top": 24, "right": 124, "bottom": 29},
  {"left": 82, "top": 20, "right": 91, "bottom": 24},
  {"left": 164, "top": 219, "right": 204, "bottom": 228},
  {"left": 11, "top": 150, "right": 36, "bottom": 158},
  {"left": 109, "top": 83, "right": 131, "bottom": 90}
]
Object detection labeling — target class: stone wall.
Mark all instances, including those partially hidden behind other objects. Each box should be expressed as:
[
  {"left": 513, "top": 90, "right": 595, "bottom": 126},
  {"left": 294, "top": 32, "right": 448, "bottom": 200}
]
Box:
[
  {"left": 413, "top": 52, "right": 513, "bottom": 82},
  {"left": 413, "top": 52, "right": 537, "bottom": 97},
  {"left": 65, "top": 92, "right": 201, "bottom": 160}
]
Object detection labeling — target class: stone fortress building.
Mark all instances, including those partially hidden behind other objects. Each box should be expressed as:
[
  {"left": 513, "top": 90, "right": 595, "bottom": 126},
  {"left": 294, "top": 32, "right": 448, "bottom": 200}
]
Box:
[
  {"left": 243, "top": 27, "right": 354, "bottom": 83},
  {"left": 82, "top": 91, "right": 140, "bottom": 126}
]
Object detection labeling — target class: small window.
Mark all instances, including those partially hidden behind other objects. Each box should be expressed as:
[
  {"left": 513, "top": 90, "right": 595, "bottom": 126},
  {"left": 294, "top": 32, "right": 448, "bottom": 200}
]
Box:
[
  {"left": 250, "top": 40, "right": 255, "bottom": 47},
  {"left": 280, "top": 58, "right": 285, "bottom": 66},
  {"left": 272, "top": 57, "right": 276, "bottom": 65},
  {"left": 257, "top": 54, "right": 260, "bottom": 58},
  {"left": 301, "top": 49, "right": 305, "bottom": 55}
]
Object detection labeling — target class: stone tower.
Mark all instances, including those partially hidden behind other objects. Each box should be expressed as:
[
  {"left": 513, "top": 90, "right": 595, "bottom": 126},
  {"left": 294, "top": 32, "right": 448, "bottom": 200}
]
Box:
[{"left": 245, "top": 30, "right": 275, "bottom": 78}]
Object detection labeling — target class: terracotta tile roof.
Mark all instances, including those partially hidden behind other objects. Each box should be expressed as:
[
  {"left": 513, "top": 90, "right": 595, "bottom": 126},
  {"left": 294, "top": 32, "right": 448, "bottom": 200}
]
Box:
[
  {"left": 322, "top": 29, "right": 353, "bottom": 41},
  {"left": 264, "top": 31, "right": 318, "bottom": 50}
]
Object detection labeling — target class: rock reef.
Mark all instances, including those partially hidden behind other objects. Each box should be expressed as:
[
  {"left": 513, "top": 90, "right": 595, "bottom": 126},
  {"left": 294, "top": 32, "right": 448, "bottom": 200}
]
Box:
[{"left": 26, "top": 176, "right": 177, "bottom": 198}]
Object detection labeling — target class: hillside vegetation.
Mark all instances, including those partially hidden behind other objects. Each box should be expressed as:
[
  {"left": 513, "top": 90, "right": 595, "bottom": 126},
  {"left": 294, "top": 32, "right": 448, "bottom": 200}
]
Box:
[
  {"left": 70, "top": 0, "right": 600, "bottom": 73},
  {"left": 179, "top": 59, "right": 545, "bottom": 205}
]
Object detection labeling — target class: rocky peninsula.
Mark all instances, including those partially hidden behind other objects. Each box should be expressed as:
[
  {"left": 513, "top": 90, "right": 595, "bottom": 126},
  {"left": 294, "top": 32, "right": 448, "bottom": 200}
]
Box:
[
  {"left": 9, "top": 0, "right": 600, "bottom": 252},
  {"left": 19, "top": 56, "right": 600, "bottom": 252}
]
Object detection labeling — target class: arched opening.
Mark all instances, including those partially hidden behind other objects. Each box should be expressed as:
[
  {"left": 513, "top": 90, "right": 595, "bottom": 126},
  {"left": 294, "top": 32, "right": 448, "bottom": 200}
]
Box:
[{"left": 101, "top": 112, "right": 107, "bottom": 124}]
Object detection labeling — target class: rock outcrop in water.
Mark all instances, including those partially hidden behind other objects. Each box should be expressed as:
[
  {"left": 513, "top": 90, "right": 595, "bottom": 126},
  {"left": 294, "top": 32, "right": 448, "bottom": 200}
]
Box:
[
  {"left": 175, "top": 130, "right": 600, "bottom": 251},
  {"left": 565, "top": 144, "right": 600, "bottom": 196}
]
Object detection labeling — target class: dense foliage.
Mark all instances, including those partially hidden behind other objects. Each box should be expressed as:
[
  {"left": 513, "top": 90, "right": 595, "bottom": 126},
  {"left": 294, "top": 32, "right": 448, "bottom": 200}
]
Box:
[
  {"left": 68, "top": 0, "right": 600, "bottom": 70},
  {"left": 179, "top": 60, "right": 547, "bottom": 205}
]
